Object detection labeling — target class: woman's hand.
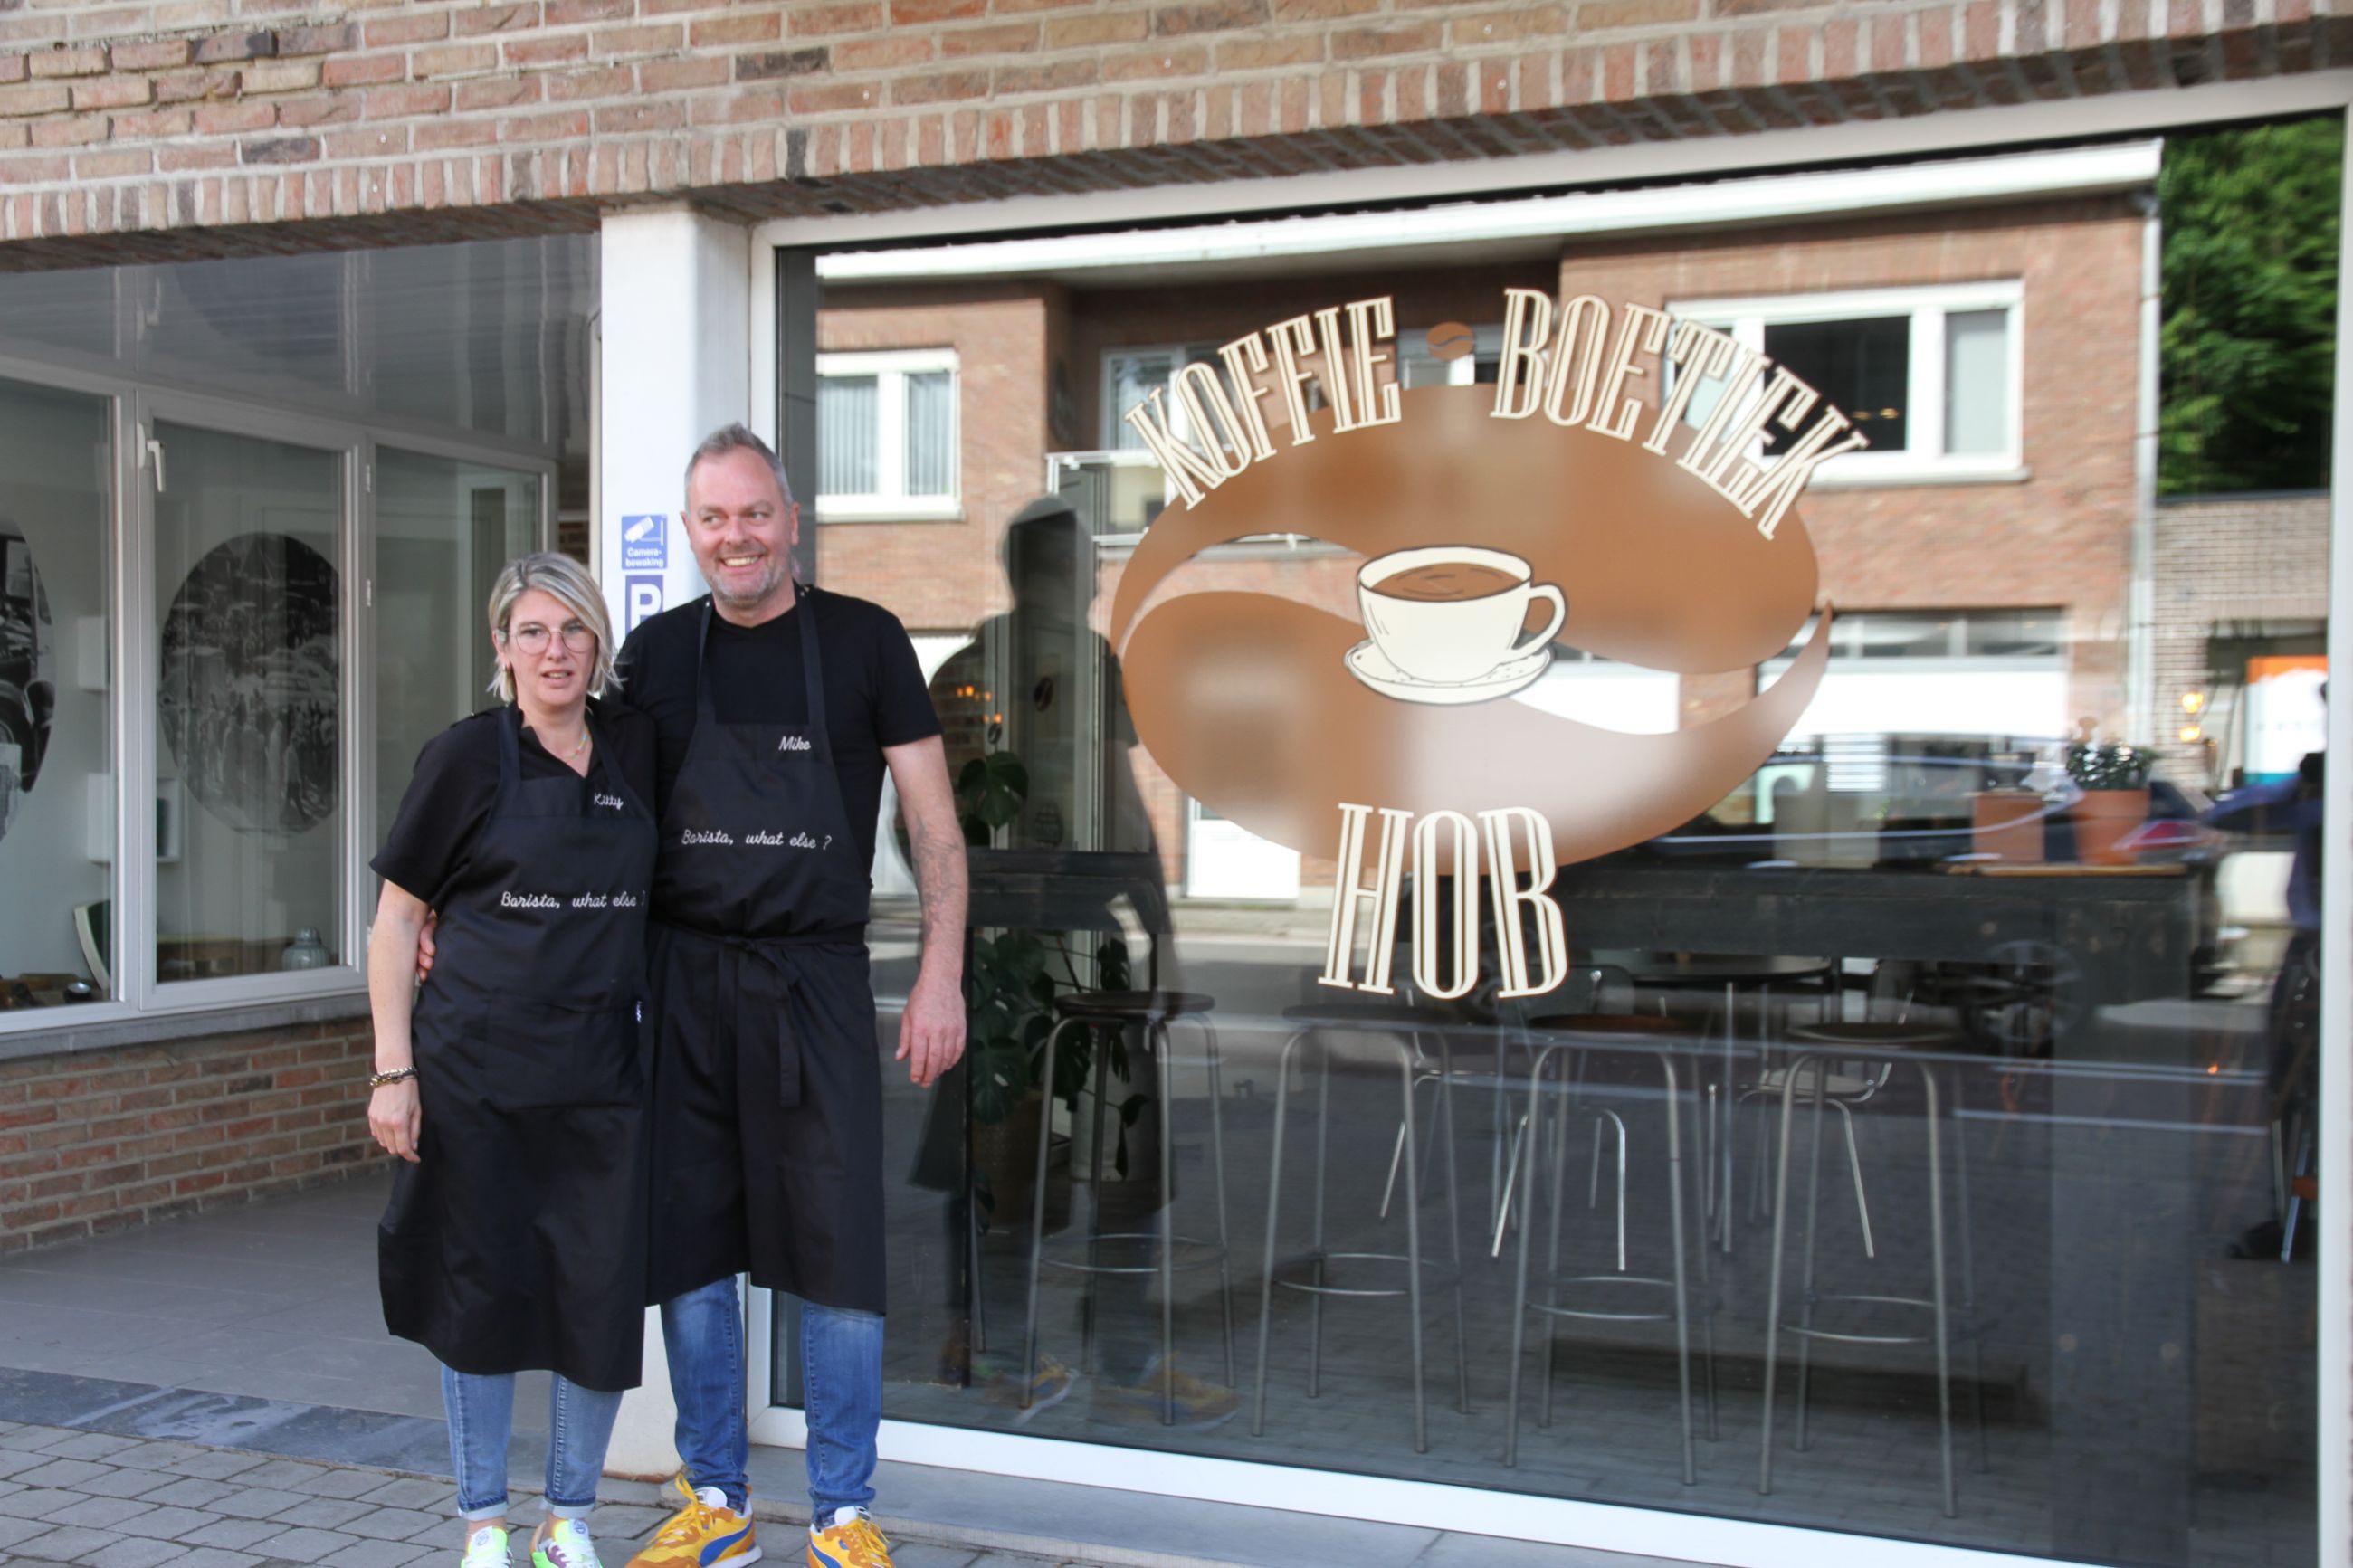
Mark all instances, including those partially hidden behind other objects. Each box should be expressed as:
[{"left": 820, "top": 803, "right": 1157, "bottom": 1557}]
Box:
[{"left": 369, "top": 1079, "right": 423, "bottom": 1163}]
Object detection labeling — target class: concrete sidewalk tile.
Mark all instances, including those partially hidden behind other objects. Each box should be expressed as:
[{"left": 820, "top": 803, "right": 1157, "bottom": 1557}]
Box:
[
  {"left": 102, "top": 1441, "right": 215, "bottom": 1473},
  {"left": 342, "top": 1505, "right": 443, "bottom": 1540},
  {"left": 43, "top": 1494, "right": 155, "bottom": 1531},
  {"left": 203, "top": 1485, "right": 310, "bottom": 1519},
  {"left": 289, "top": 1465, "right": 395, "bottom": 1498},
  {"left": 73, "top": 1467, "right": 185, "bottom": 1499},
  {"left": 333, "top": 1538, "right": 434, "bottom": 1568},
  {"left": 82, "top": 1538, "right": 190, "bottom": 1568},
  {"left": 0, "top": 1447, "right": 68, "bottom": 1478},
  {"left": 360, "top": 1477, "right": 452, "bottom": 1511},
  {"left": 158, "top": 1451, "right": 270, "bottom": 1482},
  {"left": 108, "top": 1505, "right": 223, "bottom": 1541},
  {"left": 181, "top": 1517, "right": 287, "bottom": 1551},
  {"left": 14, "top": 1523, "right": 129, "bottom": 1560},
  {"left": 0, "top": 1514, "right": 55, "bottom": 1549},
  {"left": 270, "top": 1494, "right": 376, "bottom": 1529},
  {"left": 0, "top": 1425, "right": 74, "bottom": 1452},
  {"left": 244, "top": 1524, "right": 362, "bottom": 1558},
  {"left": 38, "top": 1434, "right": 144, "bottom": 1463},
  {"left": 169, "top": 1550, "right": 267, "bottom": 1568},
  {"left": 12, "top": 1487, "right": 104, "bottom": 1522},
  {"left": 140, "top": 1478, "right": 241, "bottom": 1509},
  {"left": 13, "top": 1458, "right": 120, "bottom": 1488},
  {"left": 891, "top": 1546, "right": 981, "bottom": 1567},
  {"left": 224, "top": 1459, "right": 331, "bottom": 1490}
]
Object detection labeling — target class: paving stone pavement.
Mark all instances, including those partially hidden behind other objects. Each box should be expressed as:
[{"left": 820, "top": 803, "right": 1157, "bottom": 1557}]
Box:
[{"left": 0, "top": 1421, "right": 1107, "bottom": 1568}]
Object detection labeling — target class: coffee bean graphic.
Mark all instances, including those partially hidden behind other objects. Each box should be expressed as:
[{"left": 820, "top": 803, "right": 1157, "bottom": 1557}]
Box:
[{"left": 1424, "top": 321, "right": 1476, "bottom": 361}]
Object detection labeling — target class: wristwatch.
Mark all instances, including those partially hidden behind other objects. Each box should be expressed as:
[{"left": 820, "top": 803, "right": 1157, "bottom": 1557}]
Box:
[{"left": 368, "top": 1066, "right": 418, "bottom": 1089}]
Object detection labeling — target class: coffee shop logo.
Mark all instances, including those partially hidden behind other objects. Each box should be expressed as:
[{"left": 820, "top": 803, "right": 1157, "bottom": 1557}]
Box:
[{"left": 1108, "top": 289, "right": 1851, "bottom": 899}]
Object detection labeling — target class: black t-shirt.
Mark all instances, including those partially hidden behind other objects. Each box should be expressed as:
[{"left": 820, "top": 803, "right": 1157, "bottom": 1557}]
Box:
[
  {"left": 614, "top": 588, "right": 942, "bottom": 875},
  {"left": 370, "top": 700, "right": 659, "bottom": 908}
]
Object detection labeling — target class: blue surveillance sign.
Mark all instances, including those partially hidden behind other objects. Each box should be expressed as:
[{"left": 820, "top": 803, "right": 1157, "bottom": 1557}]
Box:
[{"left": 619, "top": 514, "right": 667, "bottom": 572}]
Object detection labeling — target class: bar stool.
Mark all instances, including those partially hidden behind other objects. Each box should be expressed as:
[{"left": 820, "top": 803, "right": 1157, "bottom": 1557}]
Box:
[
  {"left": 1506, "top": 1012, "right": 1712, "bottom": 1480},
  {"left": 1757, "top": 1019, "right": 1984, "bottom": 1519},
  {"left": 1253, "top": 999, "right": 1468, "bottom": 1455},
  {"left": 1022, "top": 987, "right": 1233, "bottom": 1425}
]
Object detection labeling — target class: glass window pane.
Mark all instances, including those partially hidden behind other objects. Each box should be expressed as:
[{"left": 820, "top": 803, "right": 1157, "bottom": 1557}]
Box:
[
  {"left": 1947, "top": 308, "right": 2011, "bottom": 454},
  {"left": 153, "top": 422, "right": 345, "bottom": 982},
  {"left": 375, "top": 449, "right": 540, "bottom": 850},
  {"left": 1108, "top": 352, "right": 1176, "bottom": 449},
  {"left": 0, "top": 378, "right": 112, "bottom": 1005},
  {"left": 820, "top": 375, "right": 879, "bottom": 496},
  {"left": 1764, "top": 315, "right": 1909, "bottom": 451},
  {"left": 905, "top": 371, "right": 954, "bottom": 497}
]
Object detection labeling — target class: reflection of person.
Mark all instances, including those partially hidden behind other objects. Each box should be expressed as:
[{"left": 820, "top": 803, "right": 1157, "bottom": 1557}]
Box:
[
  {"left": 366, "top": 554, "right": 658, "bottom": 1568},
  {"left": 618, "top": 426, "right": 967, "bottom": 1568},
  {"left": 926, "top": 499, "right": 1235, "bottom": 1427},
  {"left": 2205, "top": 715, "right": 2324, "bottom": 1105}
]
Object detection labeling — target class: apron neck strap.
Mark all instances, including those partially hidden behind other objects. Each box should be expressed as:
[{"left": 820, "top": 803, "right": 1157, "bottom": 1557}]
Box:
[
  {"left": 692, "top": 586, "right": 834, "bottom": 765},
  {"left": 495, "top": 702, "right": 525, "bottom": 799}
]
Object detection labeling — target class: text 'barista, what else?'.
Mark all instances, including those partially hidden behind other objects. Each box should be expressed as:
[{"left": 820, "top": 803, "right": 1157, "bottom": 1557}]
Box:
[{"left": 1119, "top": 290, "right": 1871, "bottom": 542}]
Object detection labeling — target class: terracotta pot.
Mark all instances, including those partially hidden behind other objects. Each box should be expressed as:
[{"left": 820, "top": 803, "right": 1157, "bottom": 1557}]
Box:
[
  {"left": 2071, "top": 787, "right": 2150, "bottom": 866},
  {"left": 1970, "top": 790, "right": 2046, "bottom": 864}
]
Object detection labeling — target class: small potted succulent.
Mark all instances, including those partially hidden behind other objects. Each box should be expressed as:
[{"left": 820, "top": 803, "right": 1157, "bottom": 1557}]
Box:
[{"left": 2063, "top": 735, "right": 2154, "bottom": 866}]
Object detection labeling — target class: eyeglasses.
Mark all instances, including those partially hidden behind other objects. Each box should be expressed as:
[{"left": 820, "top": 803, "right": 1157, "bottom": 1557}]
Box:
[{"left": 504, "top": 620, "right": 595, "bottom": 655}]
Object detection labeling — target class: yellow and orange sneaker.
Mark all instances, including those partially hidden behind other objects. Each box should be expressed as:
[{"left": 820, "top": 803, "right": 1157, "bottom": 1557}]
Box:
[
  {"left": 624, "top": 1472, "right": 759, "bottom": 1568},
  {"left": 805, "top": 1507, "right": 891, "bottom": 1568}
]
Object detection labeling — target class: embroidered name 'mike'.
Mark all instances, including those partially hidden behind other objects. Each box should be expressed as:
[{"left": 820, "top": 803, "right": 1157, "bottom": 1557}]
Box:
[{"left": 777, "top": 735, "right": 812, "bottom": 751}]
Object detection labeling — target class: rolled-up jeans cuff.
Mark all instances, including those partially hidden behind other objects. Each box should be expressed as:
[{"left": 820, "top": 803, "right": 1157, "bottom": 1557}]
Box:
[
  {"left": 460, "top": 1501, "right": 510, "bottom": 1524},
  {"left": 545, "top": 1499, "right": 595, "bottom": 1520}
]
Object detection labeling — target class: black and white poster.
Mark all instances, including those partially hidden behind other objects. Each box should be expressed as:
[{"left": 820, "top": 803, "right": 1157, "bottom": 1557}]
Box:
[
  {"left": 160, "top": 532, "right": 339, "bottom": 836},
  {"left": 0, "top": 519, "right": 54, "bottom": 847}
]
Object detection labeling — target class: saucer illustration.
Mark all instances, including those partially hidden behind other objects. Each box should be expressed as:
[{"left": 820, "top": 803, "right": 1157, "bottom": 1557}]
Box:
[{"left": 1345, "top": 639, "right": 1550, "bottom": 705}]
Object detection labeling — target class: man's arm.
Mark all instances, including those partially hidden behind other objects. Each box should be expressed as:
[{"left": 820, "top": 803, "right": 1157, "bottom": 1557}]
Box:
[{"left": 885, "top": 734, "right": 967, "bottom": 1087}]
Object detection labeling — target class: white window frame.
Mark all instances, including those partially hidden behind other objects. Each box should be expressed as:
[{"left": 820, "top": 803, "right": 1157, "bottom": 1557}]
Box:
[
  {"left": 1669, "top": 280, "right": 2026, "bottom": 487},
  {"left": 814, "top": 347, "right": 960, "bottom": 522},
  {"left": 1397, "top": 323, "right": 1506, "bottom": 386}
]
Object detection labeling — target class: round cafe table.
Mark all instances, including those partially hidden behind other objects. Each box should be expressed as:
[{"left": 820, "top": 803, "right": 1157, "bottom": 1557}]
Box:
[{"left": 1586, "top": 951, "right": 1837, "bottom": 1250}]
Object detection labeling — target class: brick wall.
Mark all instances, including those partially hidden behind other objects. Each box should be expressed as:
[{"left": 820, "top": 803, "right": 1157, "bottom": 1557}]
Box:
[
  {"left": 2152, "top": 490, "right": 2331, "bottom": 778},
  {"left": 0, "top": 1019, "right": 384, "bottom": 1255},
  {"left": 0, "top": 0, "right": 2325, "bottom": 266}
]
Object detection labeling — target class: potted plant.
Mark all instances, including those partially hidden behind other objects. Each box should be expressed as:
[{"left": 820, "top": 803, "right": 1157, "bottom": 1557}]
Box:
[
  {"left": 2063, "top": 737, "right": 2154, "bottom": 866},
  {"left": 958, "top": 751, "right": 1143, "bottom": 1229}
]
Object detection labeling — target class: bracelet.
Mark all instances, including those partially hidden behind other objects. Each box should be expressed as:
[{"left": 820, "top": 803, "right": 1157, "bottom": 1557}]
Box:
[{"left": 368, "top": 1066, "right": 418, "bottom": 1089}]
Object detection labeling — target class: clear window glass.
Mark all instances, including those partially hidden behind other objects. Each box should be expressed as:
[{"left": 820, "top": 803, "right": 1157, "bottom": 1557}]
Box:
[
  {"left": 819, "top": 374, "right": 879, "bottom": 496},
  {"left": 0, "top": 378, "right": 112, "bottom": 1006},
  {"left": 151, "top": 421, "right": 346, "bottom": 983},
  {"left": 373, "top": 449, "right": 542, "bottom": 846},
  {"left": 1764, "top": 314, "right": 1910, "bottom": 451},
  {"left": 1947, "top": 309, "right": 2013, "bottom": 456}
]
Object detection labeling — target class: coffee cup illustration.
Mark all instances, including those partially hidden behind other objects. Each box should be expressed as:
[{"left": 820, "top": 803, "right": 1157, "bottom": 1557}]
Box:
[{"left": 1349, "top": 546, "right": 1567, "bottom": 702}]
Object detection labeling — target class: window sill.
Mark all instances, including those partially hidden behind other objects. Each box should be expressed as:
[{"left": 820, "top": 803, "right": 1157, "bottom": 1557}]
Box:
[
  {"left": 0, "top": 987, "right": 369, "bottom": 1065},
  {"left": 814, "top": 499, "right": 964, "bottom": 525},
  {"left": 1804, "top": 463, "right": 2031, "bottom": 491}
]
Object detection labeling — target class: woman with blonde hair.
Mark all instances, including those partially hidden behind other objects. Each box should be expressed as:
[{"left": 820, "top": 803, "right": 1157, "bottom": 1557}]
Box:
[{"left": 367, "top": 551, "right": 657, "bottom": 1568}]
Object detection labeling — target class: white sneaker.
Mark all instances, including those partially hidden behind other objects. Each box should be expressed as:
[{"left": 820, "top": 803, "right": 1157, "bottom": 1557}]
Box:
[
  {"left": 462, "top": 1525, "right": 511, "bottom": 1568},
  {"left": 533, "top": 1516, "right": 605, "bottom": 1568}
]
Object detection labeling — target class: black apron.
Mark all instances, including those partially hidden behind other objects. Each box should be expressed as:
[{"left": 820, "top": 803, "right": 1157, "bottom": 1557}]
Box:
[
  {"left": 645, "top": 588, "right": 888, "bottom": 1313},
  {"left": 378, "top": 706, "right": 656, "bottom": 1392}
]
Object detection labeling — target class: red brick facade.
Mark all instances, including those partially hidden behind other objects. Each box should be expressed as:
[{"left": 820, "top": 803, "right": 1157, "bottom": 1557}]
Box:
[
  {"left": 0, "top": 0, "right": 2325, "bottom": 266},
  {"left": 0, "top": 1021, "right": 383, "bottom": 1254}
]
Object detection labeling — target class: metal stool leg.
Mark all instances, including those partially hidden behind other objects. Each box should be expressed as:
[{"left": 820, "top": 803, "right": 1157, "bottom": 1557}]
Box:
[
  {"left": 1024, "top": 1017, "right": 1084, "bottom": 1410},
  {"left": 1396, "top": 1035, "right": 1430, "bottom": 1454},
  {"left": 1308, "top": 1034, "right": 1330, "bottom": 1399},
  {"left": 1503, "top": 1045, "right": 1557, "bottom": 1468},
  {"left": 1198, "top": 1017, "right": 1236, "bottom": 1387},
  {"left": 1538, "top": 1068, "right": 1573, "bottom": 1429},
  {"left": 1156, "top": 1024, "right": 1177, "bottom": 1425},
  {"left": 1923, "top": 1063, "right": 1958, "bottom": 1519},
  {"left": 1953, "top": 1068, "right": 1988, "bottom": 1471},
  {"left": 1691, "top": 1074, "right": 1720, "bottom": 1441},
  {"left": 1758, "top": 1052, "right": 1805, "bottom": 1496},
  {"left": 1252, "top": 1031, "right": 1307, "bottom": 1437},
  {"left": 1080, "top": 1022, "right": 1116, "bottom": 1375},
  {"left": 1662, "top": 1054, "right": 1697, "bottom": 1486},
  {"left": 1795, "top": 1058, "right": 1830, "bottom": 1452},
  {"left": 1434, "top": 1036, "right": 1469, "bottom": 1415}
]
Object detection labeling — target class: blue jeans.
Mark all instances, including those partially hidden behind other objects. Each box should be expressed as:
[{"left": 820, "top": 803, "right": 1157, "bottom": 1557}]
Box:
[
  {"left": 441, "top": 1364, "right": 624, "bottom": 1522},
  {"left": 662, "top": 1278, "right": 883, "bottom": 1519}
]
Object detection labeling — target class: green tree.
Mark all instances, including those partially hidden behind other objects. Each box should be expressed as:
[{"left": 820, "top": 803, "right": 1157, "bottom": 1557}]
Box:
[{"left": 2159, "top": 117, "right": 2341, "bottom": 495}]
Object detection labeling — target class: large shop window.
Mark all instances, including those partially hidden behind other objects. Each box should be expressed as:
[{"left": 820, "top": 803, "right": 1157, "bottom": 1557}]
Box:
[
  {"left": 1673, "top": 282, "right": 2024, "bottom": 482},
  {"left": 815, "top": 349, "right": 959, "bottom": 520},
  {"left": 0, "top": 233, "right": 586, "bottom": 1032},
  {"left": 0, "top": 378, "right": 112, "bottom": 1007},
  {"left": 787, "top": 121, "right": 2332, "bottom": 1568}
]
